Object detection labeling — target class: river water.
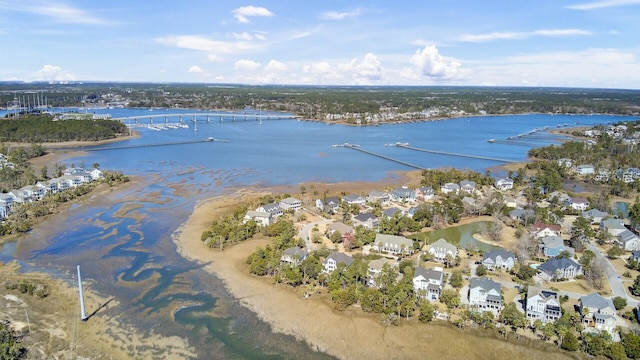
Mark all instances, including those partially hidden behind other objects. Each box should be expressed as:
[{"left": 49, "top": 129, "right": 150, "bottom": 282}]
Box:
[{"left": 0, "top": 109, "right": 631, "bottom": 358}]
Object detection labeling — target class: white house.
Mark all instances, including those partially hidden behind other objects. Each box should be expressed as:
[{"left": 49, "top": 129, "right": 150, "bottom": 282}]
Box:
[
  {"left": 482, "top": 248, "right": 516, "bottom": 271},
  {"left": 494, "top": 177, "right": 514, "bottom": 191},
  {"left": 468, "top": 278, "right": 503, "bottom": 314},
  {"left": 565, "top": 197, "right": 590, "bottom": 211},
  {"left": 279, "top": 197, "right": 302, "bottom": 211},
  {"left": 323, "top": 252, "right": 354, "bottom": 273},
  {"left": 343, "top": 194, "right": 366, "bottom": 206},
  {"left": 427, "top": 238, "right": 457, "bottom": 262},
  {"left": 413, "top": 267, "right": 443, "bottom": 301},
  {"left": 256, "top": 203, "right": 283, "bottom": 218},
  {"left": 579, "top": 293, "right": 617, "bottom": 334},
  {"left": 576, "top": 164, "right": 595, "bottom": 175},
  {"left": 373, "top": 234, "right": 414, "bottom": 255},
  {"left": 617, "top": 230, "right": 640, "bottom": 251},
  {"left": 526, "top": 286, "right": 561, "bottom": 324},
  {"left": 440, "top": 182, "right": 460, "bottom": 195},
  {"left": 244, "top": 211, "right": 273, "bottom": 226},
  {"left": 280, "top": 246, "right": 308, "bottom": 265}
]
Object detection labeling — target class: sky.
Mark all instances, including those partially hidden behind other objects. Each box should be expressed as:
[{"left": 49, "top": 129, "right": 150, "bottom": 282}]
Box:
[{"left": 1, "top": 0, "right": 639, "bottom": 89}]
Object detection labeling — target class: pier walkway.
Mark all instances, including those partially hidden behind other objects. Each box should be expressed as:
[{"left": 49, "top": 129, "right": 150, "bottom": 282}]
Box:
[
  {"left": 397, "top": 144, "right": 516, "bottom": 163},
  {"left": 79, "top": 138, "right": 227, "bottom": 152},
  {"left": 342, "top": 144, "right": 428, "bottom": 170},
  {"left": 113, "top": 112, "right": 298, "bottom": 125}
]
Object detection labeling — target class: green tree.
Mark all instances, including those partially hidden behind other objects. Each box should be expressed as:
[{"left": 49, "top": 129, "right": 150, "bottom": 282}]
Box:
[
  {"left": 418, "top": 301, "right": 434, "bottom": 323},
  {"left": 607, "top": 246, "right": 625, "bottom": 259},
  {"left": 439, "top": 289, "right": 460, "bottom": 309},
  {"left": 449, "top": 270, "right": 464, "bottom": 288},
  {"left": 631, "top": 275, "right": 640, "bottom": 296},
  {"left": 613, "top": 296, "right": 627, "bottom": 310},
  {"left": 622, "top": 331, "right": 640, "bottom": 359},
  {"left": 560, "top": 331, "right": 579, "bottom": 352},
  {"left": 499, "top": 302, "right": 526, "bottom": 330},
  {"left": 476, "top": 264, "right": 487, "bottom": 277}
]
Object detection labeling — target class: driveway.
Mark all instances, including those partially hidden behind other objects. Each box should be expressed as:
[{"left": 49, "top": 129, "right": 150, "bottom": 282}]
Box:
[
  {"left": 585, "top": 242, "right": 639, "bottom": 306},
  {"left": 299, "top": 218, "right": 332, "bottom": 251}
]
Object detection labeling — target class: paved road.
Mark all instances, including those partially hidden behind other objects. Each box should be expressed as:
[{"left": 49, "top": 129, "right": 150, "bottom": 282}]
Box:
[
  {"left": 299, "top": 219, "right": 332, "bottom": 250},
  {"left": 586, "top": 242, "right": 639, "bottom": 306}
]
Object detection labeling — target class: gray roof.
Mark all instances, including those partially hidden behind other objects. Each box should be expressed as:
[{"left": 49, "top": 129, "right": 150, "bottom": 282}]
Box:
[
  {"left": 280, "top": 197, "right": 301, "bottom": 205},
  {"left": 482, "top": 248, "right": 515, "bottom": 262},
  {"left": 601, "top": 218, "right": 625, "bottom": 229},
  {"left": 618, "top": 229, "right": 639, "bottom": 244},
  {"left": 470, "top": 277, "right": 501, "bottom": 293},
  {"left": 327, "top": 252, "right": 354, "bottom": 267},
  {"left": 354, "top": 212, "right": 377, "bottom": 222},
  {"left": 430, "top": 238, "right": 457, "bottom": 253},
  {"left": 459, "top": 180, "right": 476, "bottom": 188},
  {"left": 527, "top": 286, "right": 558, "bottom": 301},
  {"left": 374, "top": 233, "right": 413, "bottom": 248},
  {"left": 582, "top": 209, "right": 609, "bottom": 219},
  {"left": 283, "top": 246, "right": 307, "bottom": 258},
  {"left": 343, "top": 194, "right": 364, "bottom": 202},
  {"left": 414, "top": 267, "right": 443, "bottom": 282},
  {"left": 245, "top": 210, "right": 271, "bottom": 218},
  {"left": 260, "top": 202, "right": 282, "bottom": 212},
  {"left": 580, "top": 293, "right": 614, "bottom": 311},
  {"left": 383, "top": 208, "right": 402, "bottom": 218},
  {"left": 541, "top": 236, "right": 565, "bottom": 249},
  {"left": 539, "top": 257, "right": 581, "bottom": 274},
  {"left": 327, "top": 222, "right": 353, "bottom": 234}
]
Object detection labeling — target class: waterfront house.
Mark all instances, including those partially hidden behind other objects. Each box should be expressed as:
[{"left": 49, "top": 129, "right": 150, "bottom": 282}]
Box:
[
  {"left": 494, "top": 177, "right": 514, "bottom": 191},
  {"left": 630, "top": 251, "right": 640, "bottom": 263},
  {"left": 353, "top": 212, "right": 379, "bottom": 230},
  {"left": 343, "top": 194, "right": 366, "bottom": 206},
  {"left": 526, "top": 286, "right": 561, "bottom": 324},
  {"left": 600, "top": 218, "right": 627, "bottom": 237},
  {"left": 594, "top": 168, "right": 611, "bottom": 182},
  {"left": 390, "top": 186, "right": 416, "bottom": 203},
  {"left": 530, "top": 222, "right": 561, "bottom": 239},
  {"left": 579, "top": 293, "right": 617, "bottom": 334},
  {"left": 324, "top": 197, "right": 340, "bottom": 213},
  {"left": 576, "top": 164, "right": 595, "bottom": 176},
  {"left": 39, "top": 180, "right": 59, "bottom": 194},
  {"left": 19, "top": 185, "right": 45, "bottom": 201},
  {"left": 538, "top": 258, "right": 582, "bottom": 281},
  {"left": 565, "top": 197, "right": 590, "bottom": 211},
  {"left": 256, "top": 202, "right": 283, "bottom": 218},
  {"left": 558, "top": 158, "right": 573, "bottom": 168},
  {"left": 427, "top": 238, "right": 457, "bottom": 262},
  {"left": 280, "top": 246, "right": 308, "bottom": 265},
  {"left": 0, "top": 193, "right": 15, "bottom": 219},
  {"left": 616, "top": 230, "right": 640, "bottom": 251},
  {"left": 8, "top": 190, "right": 28, "bottom": 203},
  {"left": 244, "top": 211, "right": 273, "bottom": 227},
  {"left": 382, "top": 207, "right": 403, "bottom": 219},
  {"left": 440, "top": 182, "right": 460, "bottom": 195},
  {"left": 90, "top": 168, "right": 104, "bottom": 180},
  {"left": 582, "top": 209, "right": 609, "bottom": 224},
  {"left": 279, "top": 197, "right": 302, "bottom": 211},
  {"left": 413, "top": 267, "right": 444, "bottom": 301},
  {"left": 367, "top": 258, "right": 399, "bottom": 287},
  {"left": 509, "top": 209, "right": 536, "bottom": 223},
  {"left": 323, "top": 252, "right": 354, "bottom": 273},
  {"left": 315, "top": 199, "right": 323, "bottom": 211},
  {"left": 459, "top": 180, "right": 477, "bottom": 194},
  {"left": 539, "top": 236, "right": 574, "bottom": 258},
  {"left": 468, "top": 278, "right": 503, "bottom": 314},
  {"left": 373, "top": 233, "right": 414, "bottom": 255},
  {"left": 482, "top": 248, "right": 516, "bottom": 271},
  {"left": 415, "top": 186, "right": 435, "bottom": 201},
  {"left": 366, "top": 190, "right": 390, "bottom": 204}
]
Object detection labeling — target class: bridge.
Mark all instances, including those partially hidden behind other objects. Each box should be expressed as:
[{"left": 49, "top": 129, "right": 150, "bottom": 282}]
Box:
[
  {"left": 340, "top": 144, "right": 428, "bottom": 170},
  {"left": 396, "top": 144, "right": 516, "bottom": 163},
  {"left": 113, "top": 112, "right": 299, "bottom": 126}
]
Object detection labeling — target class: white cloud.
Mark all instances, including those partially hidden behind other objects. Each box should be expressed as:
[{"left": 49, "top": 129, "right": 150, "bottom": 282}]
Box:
[
  {"left": 232, "top": 6, "right": 273, "bottom": 23},
  {"left": 410, "top": 45, "right": 462, "bottom": 79},
  {"left": 566, "top": 0, "right": 640, "bottom": 10},
  {"left": 31, "top": 64, "right": 76, "bottom": 81},
  {"left": 231, "top": 32, "right": 253, "bottom": 40},
  {"left": 339, "top": 53, "right": 383, "bottom": 83},
  {"left": 156, "top": 35, "right": 262, "bottom": 62},
  {"left": 460, "top": 29, "right": 591, "bottom": 42},
  {"left": 265, "top": 60, "right": 286, "bottom": 72},
  {"left": 320, "top": 9, "right": 362, "bottom": 20},
  {"left": 303, "top": 62, "right": 332, "bottom": 75},
  {"left": 2, "top": 2, "right": 111, "bottom": 25},
  {"left": 234, "top": 59, "right": 261, "bottom": 72},
  {"left": 188, "top": 65, "right": 204, "bottom": 73}
]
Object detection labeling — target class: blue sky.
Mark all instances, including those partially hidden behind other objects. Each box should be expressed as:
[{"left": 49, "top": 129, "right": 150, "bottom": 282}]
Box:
[{"left": 1, "top": 0, "right": 639, "bottom": 88}]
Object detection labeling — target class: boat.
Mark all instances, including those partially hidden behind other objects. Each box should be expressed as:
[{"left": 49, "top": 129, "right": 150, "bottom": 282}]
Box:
[
  {"left": 207, "top": 137, "right": 214, "bottom": 142},
  {"left": 487, "top": 139, "right": 496, "bottom": 143}
]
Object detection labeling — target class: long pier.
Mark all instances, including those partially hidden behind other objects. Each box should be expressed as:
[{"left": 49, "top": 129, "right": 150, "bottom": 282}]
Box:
[
  {"left": 79, "top": 138, "right": 228, "bottom": 152},
  {"left": 113, "top": 112, "right": 299, "bottom": 124},
  {"left": 341, "top": 144, "right": 428, "bottom": 170},
  {"left": 397, "top": 144, "right": 516, "bottom": 163}
]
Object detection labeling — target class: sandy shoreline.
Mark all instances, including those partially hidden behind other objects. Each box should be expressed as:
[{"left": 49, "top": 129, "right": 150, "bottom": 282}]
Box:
[{"left": 173, "top": 186, "right": 571, "bottom": 360}]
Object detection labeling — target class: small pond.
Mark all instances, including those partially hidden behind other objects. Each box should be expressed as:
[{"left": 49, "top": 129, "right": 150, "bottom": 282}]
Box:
[{"left": 418, "top": 221, "right": 500, "bottom": 252}]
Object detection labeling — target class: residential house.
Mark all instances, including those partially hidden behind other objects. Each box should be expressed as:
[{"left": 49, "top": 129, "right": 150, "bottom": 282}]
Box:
[
  {"left": 373, "top": 234, "right": 414, "bottom": 255},
  {"left": 576, "top": 164, "right": 595, "bottom": 175},
  {"left": 382, "top": 207, "right": 403, "bottom": 219},
  {"left": 280, "top": 246, "right": 308, "bottom": 265},
  {"left": 366, "top": 190, "right": 389, "bottom": 204},
  {"left": 39, "top": 180, "right": 58, "bottom": 194},
  {"left": 315, "top": 199, "right": 324, "bottom": 211},
  {"left": 19, "top": 185, "right": 45, "bottom": 201},
  {"left": 415, "top": 186, "right": 435, "bottom": 201},
  {"left": 279, "top": 197, "right": 302, "bottom": 211},
  {"left": 327, "top": 222, "right": 354, "bottom": 237},
  {"left": 352, "top": 212, "right": 379, "bottom": 230},
  {"left": 509, "top": 209, "right": 536, "bottom": 223},
  {"left": 343, "top": 194, "right": 366, "bottom": 206},
  {"left": 616, "top": 229, "right": 640, "bottom": 251},
  {"left": 468, "top": 278, "right": 503, "bottom": 314},
  {"left": 427, "top": 238, "right": 458, "bottom": 262},
  {"left": 600, "top": 218, "right": 627, "bottom": 237},
  {"left": 526, "top": 287, "right": 562, "bottom": 324},
  {"left": 413, "top": 267, "right": 444, "bottom": 301},
  {"left": 367, "top": 258, "right": 399, "bottom": 287},
  {"left": 503, "top": 197, "right": 518, "bottom": 208},
  {"left": 459, "top": 180, "right": 477, "bottom": 194},
  {"left": 440, "top": 182, "right": 460, "bottom": 195},
  {"left": 494, "top": 177, "right": 514, "bottom": 191},
  {"left": 256, "top": 203, "right": 283, "bottom": 218},
  {"left": 0, "top": 193, "right": 15, "bottom": 219},
  {"left": 565, "top": 197, "right": 590, "bottom": 211},
  {"left": 558, "top": 158, "right": 573, "bottom": 168},
  {"left": 90, "top": 168, "right": 104, "bottom": 180},
  {"left": 594, "top": 168, "right": 611, "bottom": 182},
  {"left": 539, "top": 236, "right": 574, "bottom": 258},
  {"left": 390, "top": 186, "right": 416, "bottom": 203},
  {"left": 323, "top": 252, "right": 354, "bottom": 273},
  {"left": 579, "top": 293, "right": 617, "bottom": 334},
  {"left": 582, "top": 209, "right": 609, "bottom": 224},
  {"left": 538, "top": 258, "right": 582, "bottom": 281},
  {"left": 244, "top": 211, "right": 273, "bottom": 227},
  {"left": 530, "top": 222, "right": 561, "bottom": 239},
  {"left": 482, "top": 248, "right": 516, "bottom": 271},
  {"left": 548, "top": 191, "right": 570, "bottom": 204},
  {"left": 323, "top": 197, "right": 340, "bottom": 213}
]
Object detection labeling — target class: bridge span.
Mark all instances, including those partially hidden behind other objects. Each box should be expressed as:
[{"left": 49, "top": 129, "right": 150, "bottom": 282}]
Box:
[
  {"left": 113, "top": 112, "right": 299, "bottom": 125},
  {"left": 396, "top": 144, "right": 516, "bottom": 163}
]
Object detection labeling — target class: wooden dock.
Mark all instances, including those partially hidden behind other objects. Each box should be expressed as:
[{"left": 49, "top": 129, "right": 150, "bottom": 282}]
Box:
[
  {"left": 79, "top": 138, "right": 228, "bottom": 152},
  {"left": 341, "top": 144, "right": 428, "bottom": 170},
  {"left": 397, "top": 144, "right": 516, "bottom": 163}
]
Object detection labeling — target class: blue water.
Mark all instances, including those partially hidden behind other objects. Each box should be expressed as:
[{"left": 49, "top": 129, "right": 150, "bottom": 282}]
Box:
[{"left": 2, "top": 108, "right": 632, "bottom": 359}]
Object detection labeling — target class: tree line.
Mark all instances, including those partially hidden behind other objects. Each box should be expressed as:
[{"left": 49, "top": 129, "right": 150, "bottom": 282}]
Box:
[{"left": 0, "top": 114, "right": 127, "bottom": 142}]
